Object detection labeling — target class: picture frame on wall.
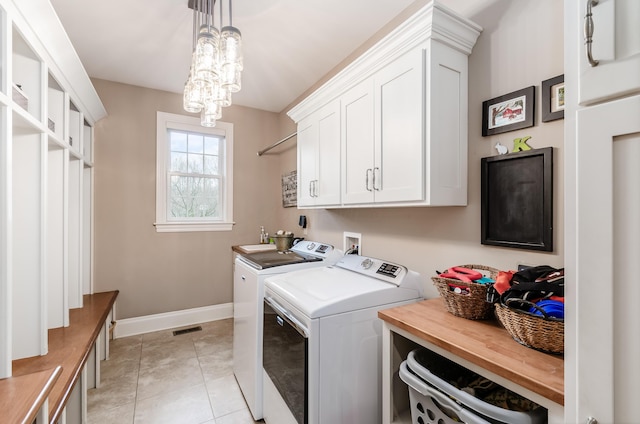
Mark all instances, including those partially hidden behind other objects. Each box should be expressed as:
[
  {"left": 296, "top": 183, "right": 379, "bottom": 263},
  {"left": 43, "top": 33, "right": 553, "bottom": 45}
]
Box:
[
  {"left": 482, "top": 86, "right": 535, "bottom": 136},
  {"left": 541, "top": 74, "right": 565, "bottom": 122},
  {"left": 281, "top": 170, "right": 297, "bottom": 208}
]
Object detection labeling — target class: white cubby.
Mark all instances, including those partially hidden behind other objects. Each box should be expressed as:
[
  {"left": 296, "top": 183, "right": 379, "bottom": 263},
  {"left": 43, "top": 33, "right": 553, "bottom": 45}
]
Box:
[
  {"left": 82, "top": 164, "right": 92, "bottom": 295},
  {"left": 0, "top": 0, "right": 106, "bottom": 379},
  {"left": 11, "top": 26, "right": 41, "bottom": 122},
  {"left": 1, "top": 8, "right": 5, "bottom": 97},
  {"left": 11, "top": 130, "right": 46, "bottom": 359},
  {"left": 68, "top": 101, "right": 81, "bottom": 153},
  {"left": 47, "top": 74, "right": 65, "bottom": 142},
  {"left": 47, "top": 145, "right": 67, "bottom": 329},
  {"left": 67, "top": 156, "right": 82, "bottom": 309},
  {"left": 83, "top": 119, "right": 93, "bottom": 163},
  {"left": 0, "top": 101, "right": 10, "bottom": 378}
]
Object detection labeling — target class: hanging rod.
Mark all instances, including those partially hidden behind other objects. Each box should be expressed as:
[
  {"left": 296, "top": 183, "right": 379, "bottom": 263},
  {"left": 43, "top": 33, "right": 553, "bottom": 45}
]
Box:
[{"left": 257, "top": 132, "right": 297, "bottom": 156}]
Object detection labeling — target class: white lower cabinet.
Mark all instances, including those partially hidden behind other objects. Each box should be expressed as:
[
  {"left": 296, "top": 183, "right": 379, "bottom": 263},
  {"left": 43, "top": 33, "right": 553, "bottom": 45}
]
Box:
[
  {"left": 566, "top": 0, "right": 640, "bottom": 421},
  {"left": 289, "top": 2, "right": 480, "bottom": 209},
  {"left": 296, "top": 99, "right": 341, "bottom": 207}
]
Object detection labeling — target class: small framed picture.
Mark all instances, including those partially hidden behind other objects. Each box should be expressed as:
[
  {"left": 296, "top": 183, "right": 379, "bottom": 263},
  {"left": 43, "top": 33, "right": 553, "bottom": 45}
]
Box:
[
  {"left": 482, "top": 86, "right": 535, "bottom": 137},
  {"left": 281, "top": 170, "right": 297, "bottom": 208},
  {"left": 541, "top": 74, "right": 565, "bottom": 122}
]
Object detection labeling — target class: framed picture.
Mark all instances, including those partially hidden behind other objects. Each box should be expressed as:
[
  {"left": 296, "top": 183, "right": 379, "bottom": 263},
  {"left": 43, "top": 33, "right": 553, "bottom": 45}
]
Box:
[
  {"left": 482, "top": 86, "right": 535, "bottom": 136},
  {"left": 481, "top": 147, "right": 553, "bottom": 251},
  {"left": 541, "top": 74, "right": 565, "bottom": 122},
  {"left": 281, "top": 170, "right": 297, "bottom": 208}
]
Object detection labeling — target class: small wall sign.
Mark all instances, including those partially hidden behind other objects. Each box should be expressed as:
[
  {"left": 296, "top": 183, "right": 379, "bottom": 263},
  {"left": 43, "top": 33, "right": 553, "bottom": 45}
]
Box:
[{"left": 281, "top": 170, "right": 297, "bottom": 208}]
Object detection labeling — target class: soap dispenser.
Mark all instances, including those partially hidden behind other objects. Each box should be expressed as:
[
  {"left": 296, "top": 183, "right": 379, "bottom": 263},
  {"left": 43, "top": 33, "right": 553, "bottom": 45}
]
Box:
[{"left": 260, "top": 226, "right": 267, "bottom": 244}]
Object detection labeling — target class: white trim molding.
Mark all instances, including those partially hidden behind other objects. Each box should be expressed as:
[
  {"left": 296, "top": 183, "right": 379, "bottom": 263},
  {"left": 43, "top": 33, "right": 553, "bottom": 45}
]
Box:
[
  {"left": 155, "top": 112, "right": 234, "bottom": 233},
  {"left": 113, "top": 303, "right": 233, "bottom": 338}
]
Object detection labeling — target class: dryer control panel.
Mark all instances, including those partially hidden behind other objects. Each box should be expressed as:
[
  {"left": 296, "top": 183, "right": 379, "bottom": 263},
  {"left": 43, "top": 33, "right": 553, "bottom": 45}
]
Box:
[{"left": 336, "top": 254, "right": 408, "bottom": 286}]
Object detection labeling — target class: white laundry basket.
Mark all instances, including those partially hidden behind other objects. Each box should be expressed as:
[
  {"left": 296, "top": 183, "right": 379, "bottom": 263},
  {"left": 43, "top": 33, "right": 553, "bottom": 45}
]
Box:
[{"left": 399, "top": 348, "right": 547, "bottom": 424}]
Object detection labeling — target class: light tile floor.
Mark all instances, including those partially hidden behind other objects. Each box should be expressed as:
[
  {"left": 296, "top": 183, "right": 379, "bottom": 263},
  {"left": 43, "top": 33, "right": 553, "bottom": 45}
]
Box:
[{"left": 88, "top": 319, "right": 261, "bottom": 424}]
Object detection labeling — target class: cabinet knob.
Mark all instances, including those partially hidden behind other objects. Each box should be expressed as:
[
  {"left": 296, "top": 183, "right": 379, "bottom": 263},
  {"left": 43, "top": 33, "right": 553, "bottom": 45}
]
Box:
[{"left": 586, "top": 417, "right": 598, "bottom": 424}]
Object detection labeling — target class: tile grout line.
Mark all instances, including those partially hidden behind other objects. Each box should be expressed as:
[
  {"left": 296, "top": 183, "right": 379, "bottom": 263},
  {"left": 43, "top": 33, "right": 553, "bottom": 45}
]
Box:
[{"left": 132, "top": 336, "right": 143, "bottom": 424}]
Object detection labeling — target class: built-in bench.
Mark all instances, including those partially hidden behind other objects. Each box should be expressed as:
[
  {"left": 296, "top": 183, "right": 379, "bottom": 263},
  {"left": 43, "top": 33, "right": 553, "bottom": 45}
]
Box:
[
  {"left": 0, "top": 366, "right": 62, "bottom": 424},
  {"left": 8, "top": 291, "right": 118, "bottom": 424}
]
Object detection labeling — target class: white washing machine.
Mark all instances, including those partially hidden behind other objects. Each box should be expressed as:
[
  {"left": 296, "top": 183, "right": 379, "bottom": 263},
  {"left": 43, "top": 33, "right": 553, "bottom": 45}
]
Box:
[
  {"left": 233, "top": 240, "right": 342, "bottom": 420},
  {"left": 261, "top": 254, "right": 426, "bottom": 424}
]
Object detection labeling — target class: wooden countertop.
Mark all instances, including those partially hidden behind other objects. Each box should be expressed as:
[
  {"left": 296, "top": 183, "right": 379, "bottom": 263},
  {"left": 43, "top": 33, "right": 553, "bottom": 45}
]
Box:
[
  {"left": 0, "top": 366, "right": 62, "bottom": 424},
  {"left": 378, "top": 298, "right": 564, "bottom": 405},
  {"left": 12, "top": 290, "right": 119, "bottom": 424}
]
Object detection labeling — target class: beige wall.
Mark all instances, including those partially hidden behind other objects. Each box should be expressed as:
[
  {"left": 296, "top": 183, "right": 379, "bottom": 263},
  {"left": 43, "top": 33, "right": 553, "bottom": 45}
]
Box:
[
  {"left": 93, "top": 0, "right": 563, "bottom": 319},
  {"left": 276, "top": 0, "right": 565, "bottom": 295},
  {"left": 92, "top": 80, "right": 288, "bottom": 319}
]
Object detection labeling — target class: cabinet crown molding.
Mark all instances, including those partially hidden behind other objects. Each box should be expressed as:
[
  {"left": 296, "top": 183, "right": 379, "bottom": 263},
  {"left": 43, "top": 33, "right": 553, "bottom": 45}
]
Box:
[{"left": 288, "top": 0, "right": 482, "bottom": 123}]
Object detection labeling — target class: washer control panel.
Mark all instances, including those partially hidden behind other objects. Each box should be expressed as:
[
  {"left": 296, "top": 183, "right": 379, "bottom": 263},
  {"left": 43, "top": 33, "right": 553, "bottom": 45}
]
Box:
[{"left": 291, "top": 240, "right": 333, "bottom": 258}]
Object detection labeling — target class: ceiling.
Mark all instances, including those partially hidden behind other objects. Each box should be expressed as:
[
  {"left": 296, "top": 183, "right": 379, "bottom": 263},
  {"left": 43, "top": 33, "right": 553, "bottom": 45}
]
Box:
[{"left": 50, "top": 0, "right": 480, "bottom": 114}]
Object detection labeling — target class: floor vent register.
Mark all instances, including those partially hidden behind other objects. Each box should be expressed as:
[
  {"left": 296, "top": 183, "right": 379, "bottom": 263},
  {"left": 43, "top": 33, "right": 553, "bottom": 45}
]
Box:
[{"left": 172, "top": 326, "right": 203, "bottom": 336}]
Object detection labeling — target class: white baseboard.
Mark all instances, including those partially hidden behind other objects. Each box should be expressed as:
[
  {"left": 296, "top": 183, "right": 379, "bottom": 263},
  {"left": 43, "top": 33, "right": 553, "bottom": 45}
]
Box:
[{"left": 113, "top": 303, "right": 233, "bottom": 338}]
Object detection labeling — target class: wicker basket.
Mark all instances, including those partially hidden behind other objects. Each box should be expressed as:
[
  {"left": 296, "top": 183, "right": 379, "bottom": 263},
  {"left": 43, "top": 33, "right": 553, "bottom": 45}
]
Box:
[
  {"left": 494, "top": 302, "right": 564, "bottom": 354},
  {"left": 431, "top": 265, "right": 500, "bottom": 320}
]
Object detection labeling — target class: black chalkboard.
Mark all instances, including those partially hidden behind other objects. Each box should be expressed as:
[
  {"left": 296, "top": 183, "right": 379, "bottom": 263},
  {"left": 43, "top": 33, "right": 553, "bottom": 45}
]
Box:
[{"left": 481, "top": 147, "right": 553, "bottom": 251}]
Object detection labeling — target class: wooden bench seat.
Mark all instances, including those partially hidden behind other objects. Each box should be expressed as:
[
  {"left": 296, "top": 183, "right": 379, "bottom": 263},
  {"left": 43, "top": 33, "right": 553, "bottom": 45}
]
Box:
[
  {"left": 0, "top": 366, "right": 62, "bottom": 424},
  {"left": 11, "top": 291, "right": 118, "bottom": 424}
]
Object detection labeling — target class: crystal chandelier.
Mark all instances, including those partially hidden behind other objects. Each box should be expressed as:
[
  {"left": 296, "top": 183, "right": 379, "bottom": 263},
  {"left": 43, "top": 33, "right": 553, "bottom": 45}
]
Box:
[{"left": 183, "top": 0, "right": 242, "bottom": 127}]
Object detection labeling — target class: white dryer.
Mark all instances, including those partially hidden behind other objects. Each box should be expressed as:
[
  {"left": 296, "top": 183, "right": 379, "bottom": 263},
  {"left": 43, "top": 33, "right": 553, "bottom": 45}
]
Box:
[
  {"left": 233, "top": 240, "right": 341, "bottom": 420},
  {"left": 262, "top": 254, "right": 425, "bottom": 424}
]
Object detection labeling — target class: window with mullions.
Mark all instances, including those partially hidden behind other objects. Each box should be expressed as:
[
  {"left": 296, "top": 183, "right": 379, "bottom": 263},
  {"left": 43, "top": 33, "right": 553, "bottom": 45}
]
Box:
[
  {"left": 156, "top": 112, "right": 234, "bottom": 232},
  {"left": 168, "top": 130, "right": 221, "bottom": 219}
]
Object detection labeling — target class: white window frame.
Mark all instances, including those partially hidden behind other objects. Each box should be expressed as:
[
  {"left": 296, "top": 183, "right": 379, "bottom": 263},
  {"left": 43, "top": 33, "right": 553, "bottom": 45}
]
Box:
[{"left": 155, "top": 111, "right": 234, "bottom": 232}]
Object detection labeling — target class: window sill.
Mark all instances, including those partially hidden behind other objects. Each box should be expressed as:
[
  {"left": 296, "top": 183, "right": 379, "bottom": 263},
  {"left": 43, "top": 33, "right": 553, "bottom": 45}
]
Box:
[{"left": 154, "top": 221, "right": 235, "bottom": 233}]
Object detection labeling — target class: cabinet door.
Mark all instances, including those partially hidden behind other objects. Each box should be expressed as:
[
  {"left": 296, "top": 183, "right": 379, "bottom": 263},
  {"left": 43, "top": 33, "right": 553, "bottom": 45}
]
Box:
[
  {"left": 296, "top": 118, "right": 317, "bottom": 207},
  {"left": 570, "top": 95, "right": 640, "bottom": 423},
  {"left": 374, "top": 48, "right": 424, "bottom": 204},
  {"left": 232, "top": 261, "right": 262, "bottom": 419},
  {"left": 342, "top": 78, "right": 375, "bottom": 205},
  {"left": 579, "top": 0, "right": 640, "bottom": 105},
  {"left": 315, "top": 101, "right": 341, "bottom": 206}
]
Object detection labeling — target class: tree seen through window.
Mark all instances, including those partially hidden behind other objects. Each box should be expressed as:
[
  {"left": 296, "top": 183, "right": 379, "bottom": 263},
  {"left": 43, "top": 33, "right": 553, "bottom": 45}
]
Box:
[{"left": 168, "top": 130, "right": 223, "bottom": 219}]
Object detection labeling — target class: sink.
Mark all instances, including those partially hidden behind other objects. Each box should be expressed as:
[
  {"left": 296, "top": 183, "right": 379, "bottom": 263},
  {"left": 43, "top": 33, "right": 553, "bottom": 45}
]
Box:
[{"left": 239, "top": 244, "right": 277, "bottom": 252}]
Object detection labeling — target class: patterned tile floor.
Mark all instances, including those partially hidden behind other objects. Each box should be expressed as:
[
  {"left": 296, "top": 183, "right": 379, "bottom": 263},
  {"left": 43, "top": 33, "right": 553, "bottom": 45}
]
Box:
[{"left": 88, "top": 319, "right": 261, "bottom": 424}]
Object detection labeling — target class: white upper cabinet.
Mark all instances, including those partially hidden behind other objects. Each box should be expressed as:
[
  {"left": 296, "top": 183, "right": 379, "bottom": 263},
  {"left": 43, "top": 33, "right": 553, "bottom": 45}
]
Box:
[
  {"left": 579, "top": 0, "right": 640, "bottom": 105},
  {"left": 297, "top": 100, "right": 341, "bottom": 207},
  {"left": 372, "top": 47, "right": 424, "bottom": 205},
  {"left": 342, "top": 78, "right": 375, "bottom": 204},
  {"left": 342, "top": 48, "right": 423, "bottom": 205},
  {"left": 288, "top": 1, "right": 481, "bottom": 209}
]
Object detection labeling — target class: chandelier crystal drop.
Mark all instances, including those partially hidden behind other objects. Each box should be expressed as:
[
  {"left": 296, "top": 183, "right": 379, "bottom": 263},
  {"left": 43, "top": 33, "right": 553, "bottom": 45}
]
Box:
[{"left": 183, "top": 0, "right": 242, "bottom": 127}]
